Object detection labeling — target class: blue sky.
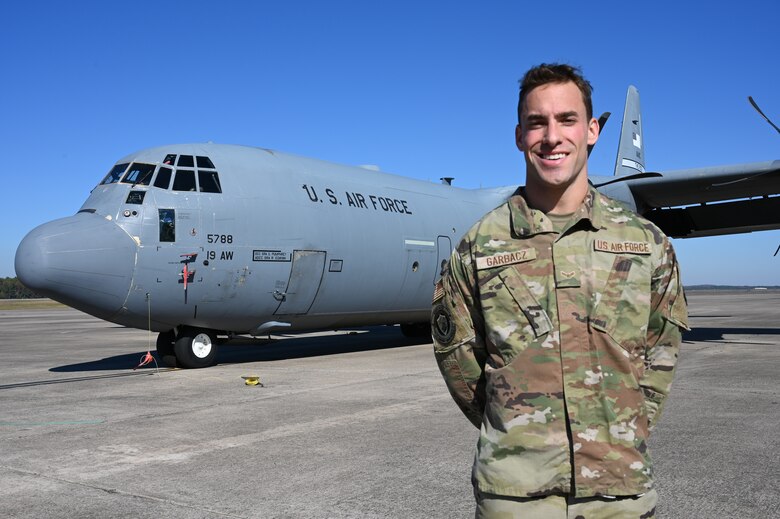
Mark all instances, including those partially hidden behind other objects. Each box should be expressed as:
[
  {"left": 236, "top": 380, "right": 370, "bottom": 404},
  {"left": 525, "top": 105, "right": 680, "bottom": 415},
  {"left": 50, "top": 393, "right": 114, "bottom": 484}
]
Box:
[{"left": 1, "top": 1, "right": 778, "bottom": 285}]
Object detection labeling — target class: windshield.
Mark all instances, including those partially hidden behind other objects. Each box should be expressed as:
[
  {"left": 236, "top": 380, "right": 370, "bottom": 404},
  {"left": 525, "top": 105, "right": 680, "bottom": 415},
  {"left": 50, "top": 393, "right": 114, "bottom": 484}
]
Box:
[
  {"left": 121, "top": 163, "right": 156, "bottom": 186},
  {"left": 100, "top": 163, "right": 130, "bottom": 185}
]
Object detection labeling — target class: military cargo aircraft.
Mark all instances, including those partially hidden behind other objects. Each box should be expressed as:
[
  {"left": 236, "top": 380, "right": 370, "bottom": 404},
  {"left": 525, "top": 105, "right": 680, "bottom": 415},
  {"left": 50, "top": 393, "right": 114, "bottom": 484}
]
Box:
[{"left": 15, "top": 87, "right": 780, "bottom": 368}]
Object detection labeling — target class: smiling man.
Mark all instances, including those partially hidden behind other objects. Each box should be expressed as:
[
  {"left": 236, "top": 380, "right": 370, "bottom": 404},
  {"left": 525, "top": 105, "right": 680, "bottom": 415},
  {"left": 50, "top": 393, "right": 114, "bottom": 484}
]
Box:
[{"left": 432, "top": 64, "right": 689, "bottom": 518}]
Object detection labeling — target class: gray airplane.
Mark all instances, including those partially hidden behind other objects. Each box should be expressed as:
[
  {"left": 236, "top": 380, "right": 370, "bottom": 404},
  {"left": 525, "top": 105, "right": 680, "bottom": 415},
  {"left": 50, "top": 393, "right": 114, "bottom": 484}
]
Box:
[{"left": 15, "top": 87, "right": 780, "bottom": 368}]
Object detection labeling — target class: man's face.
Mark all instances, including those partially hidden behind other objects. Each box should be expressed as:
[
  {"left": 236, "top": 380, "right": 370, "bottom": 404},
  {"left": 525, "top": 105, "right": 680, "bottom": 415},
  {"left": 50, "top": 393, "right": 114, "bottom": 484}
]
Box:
[{"left": 516, "top": 81, "right": 599, "bottom": 194}]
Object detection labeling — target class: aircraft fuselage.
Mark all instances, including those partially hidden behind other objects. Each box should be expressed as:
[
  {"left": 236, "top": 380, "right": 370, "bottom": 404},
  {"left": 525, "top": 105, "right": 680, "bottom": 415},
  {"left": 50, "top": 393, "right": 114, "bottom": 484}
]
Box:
[{"left": 16, "top": 144, "right": 515, "bottom": 363}]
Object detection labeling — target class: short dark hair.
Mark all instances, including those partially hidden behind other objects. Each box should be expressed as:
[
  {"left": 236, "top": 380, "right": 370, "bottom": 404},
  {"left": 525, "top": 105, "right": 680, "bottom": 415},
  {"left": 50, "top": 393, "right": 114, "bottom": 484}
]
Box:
[{"left": 517, "top": 63, "right": 593, "bottom": 123}]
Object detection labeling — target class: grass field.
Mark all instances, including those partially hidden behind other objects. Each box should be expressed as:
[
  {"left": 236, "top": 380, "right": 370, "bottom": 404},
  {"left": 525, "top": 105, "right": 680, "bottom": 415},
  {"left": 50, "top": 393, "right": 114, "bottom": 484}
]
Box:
[{"left": 0, "top": 299, "right": 66, "bottom": 310}]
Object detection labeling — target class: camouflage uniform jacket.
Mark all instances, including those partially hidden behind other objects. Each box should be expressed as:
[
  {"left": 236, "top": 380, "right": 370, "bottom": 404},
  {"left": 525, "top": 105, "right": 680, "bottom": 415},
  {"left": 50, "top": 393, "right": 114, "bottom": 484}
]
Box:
[{"left": 432, "top": 186, "right": 688, "bottom": 498}]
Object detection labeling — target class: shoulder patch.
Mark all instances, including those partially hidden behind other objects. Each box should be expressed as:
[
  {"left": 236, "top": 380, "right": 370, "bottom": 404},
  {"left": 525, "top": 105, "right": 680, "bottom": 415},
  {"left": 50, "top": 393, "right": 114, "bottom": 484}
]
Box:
[
  {"left": 594, "top": 239, "right": 651, "bottom": 255},
  {"left": 476, "top": 248, "right": 536, "bottom": 270},
  {"left": 431, "top": 302, "right": 456, "bottom": 345}
]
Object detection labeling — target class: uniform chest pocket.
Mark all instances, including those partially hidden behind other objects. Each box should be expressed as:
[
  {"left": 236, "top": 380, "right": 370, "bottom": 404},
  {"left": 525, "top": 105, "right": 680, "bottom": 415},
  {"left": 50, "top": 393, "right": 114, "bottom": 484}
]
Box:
[
  {"left": 478, "top": 266, "right": 552, "bottom": 363},
  {"left": 590, "top": 255, "right": 651, "bottom": 353}
]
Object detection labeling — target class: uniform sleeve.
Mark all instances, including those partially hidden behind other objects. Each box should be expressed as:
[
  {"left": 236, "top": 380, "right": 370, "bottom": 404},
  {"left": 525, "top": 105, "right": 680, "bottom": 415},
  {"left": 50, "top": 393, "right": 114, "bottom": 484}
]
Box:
[
  {"left": 431, "top": 244, "right": 487, "bottom": 429},
  {"left": 643, "top": 236, "right": 689, "bottom": 432}
]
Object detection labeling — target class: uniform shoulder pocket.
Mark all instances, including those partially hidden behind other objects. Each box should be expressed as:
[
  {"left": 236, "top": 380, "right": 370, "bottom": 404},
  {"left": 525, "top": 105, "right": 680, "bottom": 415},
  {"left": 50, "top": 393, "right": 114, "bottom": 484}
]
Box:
[
  {"left": 431, "top": 276, "right": 477, "bottom": 355},
  {"left": 432, "top": 301, "right": 465, "bottom": 353}
]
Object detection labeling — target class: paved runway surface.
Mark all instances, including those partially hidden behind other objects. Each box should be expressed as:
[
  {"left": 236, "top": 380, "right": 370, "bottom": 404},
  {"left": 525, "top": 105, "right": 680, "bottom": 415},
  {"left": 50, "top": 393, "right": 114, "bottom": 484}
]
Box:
[{"left": 1, "top": 291, "right": 778, "bottom": 518}]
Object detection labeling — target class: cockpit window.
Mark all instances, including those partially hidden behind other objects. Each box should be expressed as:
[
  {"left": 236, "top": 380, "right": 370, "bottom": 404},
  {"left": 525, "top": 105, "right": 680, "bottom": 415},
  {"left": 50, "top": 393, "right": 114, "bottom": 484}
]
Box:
[
  {"left": 177, "top": 155, "right": 195, "bottom": 167},
  {"left": 152, "top": 153, "right": 222, "bottom": 193},
  {"left": 121, "top": 163, "right": 156, "bottom": 186},
  {"left": 154, "top": 166, "right": 173, "bottom": 189},
  {"left": 101, "top": 163, "right": 129, "bottom": 185},
  {"left": 197, "top": 156, "right": 215, "bottom": 168},
  {"left": 100, "top": 154, "right": 222, "bottom": 192},
  {"left": 198, "top": 171, "right": 222, "bottom": 193},
  {"left": 172, "top": 169, "right": 196, "bottom": 191}
]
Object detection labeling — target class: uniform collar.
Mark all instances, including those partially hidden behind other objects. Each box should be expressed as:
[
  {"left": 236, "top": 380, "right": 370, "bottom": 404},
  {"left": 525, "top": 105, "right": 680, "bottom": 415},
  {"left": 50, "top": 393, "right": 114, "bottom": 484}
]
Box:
[{"left": 509, "top": 185, "right": 605, "bottom": 238}]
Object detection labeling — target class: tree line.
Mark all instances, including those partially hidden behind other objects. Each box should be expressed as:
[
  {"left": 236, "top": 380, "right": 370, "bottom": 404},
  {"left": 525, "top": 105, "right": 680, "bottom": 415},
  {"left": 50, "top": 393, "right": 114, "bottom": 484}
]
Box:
[{"left": 0, "top": 278, "right": 40, "bottom": 299}]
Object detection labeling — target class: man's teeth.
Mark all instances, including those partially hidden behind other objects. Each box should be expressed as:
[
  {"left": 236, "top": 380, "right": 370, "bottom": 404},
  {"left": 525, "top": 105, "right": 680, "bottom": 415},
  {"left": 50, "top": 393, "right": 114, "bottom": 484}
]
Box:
[{"left": 541, "top": 153, "right": 566, "bottom": 160}]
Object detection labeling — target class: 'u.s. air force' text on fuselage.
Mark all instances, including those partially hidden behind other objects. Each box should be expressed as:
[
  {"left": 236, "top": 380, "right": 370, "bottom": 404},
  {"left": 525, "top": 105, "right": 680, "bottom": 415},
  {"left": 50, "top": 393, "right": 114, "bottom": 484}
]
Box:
[{"left": 301, "top": 184, "right": 413, "bottom": 215}]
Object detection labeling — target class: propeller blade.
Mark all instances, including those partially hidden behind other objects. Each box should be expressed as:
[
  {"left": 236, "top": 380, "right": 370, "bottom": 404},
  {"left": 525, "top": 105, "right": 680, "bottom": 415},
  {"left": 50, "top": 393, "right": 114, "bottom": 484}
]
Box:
[{"left": 748, "top": 96, "right": 780, "bottom": 135}]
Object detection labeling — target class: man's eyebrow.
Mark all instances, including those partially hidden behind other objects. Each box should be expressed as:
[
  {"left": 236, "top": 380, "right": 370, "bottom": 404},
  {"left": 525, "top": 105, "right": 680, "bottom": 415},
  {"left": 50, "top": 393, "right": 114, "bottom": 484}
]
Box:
[
  {"left": 524, "top": 113, "right": 547, "bottom": 123},
  {"left": 523, "top": 111, "right": 580, "bottom": 122},
  {"left": 556, "top": 111, "right": 579, "bottom": 120}
]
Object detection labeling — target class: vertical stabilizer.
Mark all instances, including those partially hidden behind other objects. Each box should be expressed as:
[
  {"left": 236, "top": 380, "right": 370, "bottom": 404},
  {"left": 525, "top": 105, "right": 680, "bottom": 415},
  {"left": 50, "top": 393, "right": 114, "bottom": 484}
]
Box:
[{"left": 613, "top": 86, "right": 645, "bottom": 176}]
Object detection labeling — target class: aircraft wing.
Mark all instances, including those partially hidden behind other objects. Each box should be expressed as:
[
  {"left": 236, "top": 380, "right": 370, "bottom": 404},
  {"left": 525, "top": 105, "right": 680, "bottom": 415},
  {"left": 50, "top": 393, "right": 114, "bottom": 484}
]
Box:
[
  {"left": 626, "top": 160, "right": 780, "bottom": 238},
  {"left": 592, "top": 85, "right": 780, "bottom": 238}
]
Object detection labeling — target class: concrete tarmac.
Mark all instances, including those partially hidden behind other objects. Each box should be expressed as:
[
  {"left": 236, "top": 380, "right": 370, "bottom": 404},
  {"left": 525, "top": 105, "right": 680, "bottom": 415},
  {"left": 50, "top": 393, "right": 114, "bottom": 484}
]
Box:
[{"left": 1, "top": 291, "right": 778, "bottom": 518}]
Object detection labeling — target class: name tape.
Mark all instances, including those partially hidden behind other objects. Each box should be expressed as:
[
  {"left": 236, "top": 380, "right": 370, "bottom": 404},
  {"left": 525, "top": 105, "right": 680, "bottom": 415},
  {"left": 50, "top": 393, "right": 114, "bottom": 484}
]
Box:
[{"left": 476, "top": 248, "right": 536, "bottom": 270}]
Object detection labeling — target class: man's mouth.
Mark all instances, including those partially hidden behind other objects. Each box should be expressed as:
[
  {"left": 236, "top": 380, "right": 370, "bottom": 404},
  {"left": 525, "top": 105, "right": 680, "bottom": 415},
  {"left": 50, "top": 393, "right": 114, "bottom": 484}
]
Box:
[{"left": 539, "top": 153, "right": 567, "bottom": 160}]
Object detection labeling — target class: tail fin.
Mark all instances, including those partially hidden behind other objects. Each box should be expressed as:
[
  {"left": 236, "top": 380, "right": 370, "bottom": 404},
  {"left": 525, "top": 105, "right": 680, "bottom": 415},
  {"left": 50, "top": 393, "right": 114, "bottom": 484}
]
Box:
[
  {"left": 588, "top": 112, "right": 611, "bottom": 157},
  {"left": 613, "top": 86, "right": 646, "bottom": 176}
]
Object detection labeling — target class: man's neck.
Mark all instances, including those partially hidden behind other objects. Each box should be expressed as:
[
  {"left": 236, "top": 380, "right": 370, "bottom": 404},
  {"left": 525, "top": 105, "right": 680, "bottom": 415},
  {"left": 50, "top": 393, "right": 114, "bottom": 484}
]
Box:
[{"left": 524, "top": 178, "right": 589, "bottom": 214}]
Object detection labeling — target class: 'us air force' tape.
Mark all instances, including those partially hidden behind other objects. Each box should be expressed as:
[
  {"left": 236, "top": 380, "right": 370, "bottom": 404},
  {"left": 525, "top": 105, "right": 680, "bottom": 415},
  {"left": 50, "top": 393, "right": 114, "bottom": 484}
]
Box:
[{"left": 431, "top": 302, "right": 456, "bottom": 345}]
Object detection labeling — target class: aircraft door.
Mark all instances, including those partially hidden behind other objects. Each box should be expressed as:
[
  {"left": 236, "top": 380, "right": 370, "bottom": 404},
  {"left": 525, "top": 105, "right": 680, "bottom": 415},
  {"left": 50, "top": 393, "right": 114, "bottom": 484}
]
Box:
[
  {"left": 273, "top": 250, "right": 327, "bottom": 315},
  {"left": 140, "top": 192, "right": 204, "bottom": 307},
  {"left": 435, "top": 236, "right": 452, "bottom": 284}
]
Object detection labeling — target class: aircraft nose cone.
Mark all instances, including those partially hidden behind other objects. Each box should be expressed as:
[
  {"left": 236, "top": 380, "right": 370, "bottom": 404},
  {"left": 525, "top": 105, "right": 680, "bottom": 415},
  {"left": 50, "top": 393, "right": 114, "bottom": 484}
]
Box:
[{"left": 15, "top": 213, "right": 137, "bottom": 319}]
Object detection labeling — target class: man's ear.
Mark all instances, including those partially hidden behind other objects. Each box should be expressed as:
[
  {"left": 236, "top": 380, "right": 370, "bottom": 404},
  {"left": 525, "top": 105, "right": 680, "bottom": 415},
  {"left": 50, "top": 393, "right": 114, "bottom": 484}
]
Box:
[
  {"left": 587, "top": 117, "right": 599, "bottom": 146},
  {"left": 515, "top": 124, "right": 524, "bottom": 152}
]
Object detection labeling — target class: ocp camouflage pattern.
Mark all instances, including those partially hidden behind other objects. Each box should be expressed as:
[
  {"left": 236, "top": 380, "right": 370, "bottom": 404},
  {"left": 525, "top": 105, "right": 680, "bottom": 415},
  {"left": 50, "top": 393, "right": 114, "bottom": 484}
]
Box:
[{"left": 432, "top": 187, "right": 688, "bottom": 499}]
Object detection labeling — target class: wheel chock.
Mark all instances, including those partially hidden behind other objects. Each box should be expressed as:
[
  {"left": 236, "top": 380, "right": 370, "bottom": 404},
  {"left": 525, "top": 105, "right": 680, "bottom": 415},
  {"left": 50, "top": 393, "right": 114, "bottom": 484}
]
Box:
[{"left": 242, "top": 376, "right": 263, "bottom": 386}]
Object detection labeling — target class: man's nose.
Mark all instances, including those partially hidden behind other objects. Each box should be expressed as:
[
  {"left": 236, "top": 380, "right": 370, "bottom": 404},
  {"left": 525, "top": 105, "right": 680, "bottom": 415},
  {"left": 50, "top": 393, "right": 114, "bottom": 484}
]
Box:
[{"left": 542, "top": 121, "right": 561, "bottom": 146}]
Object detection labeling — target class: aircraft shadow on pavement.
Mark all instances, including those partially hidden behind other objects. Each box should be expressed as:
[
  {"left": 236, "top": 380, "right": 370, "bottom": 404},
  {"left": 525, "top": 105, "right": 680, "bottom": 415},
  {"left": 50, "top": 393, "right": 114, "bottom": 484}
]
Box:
[
  {"left": 50, "top": 352, "right": 158, "bottom": 373},
  {"left": 49, "top": 327, "right": 431, "bottom": 373},
  {"left": 683, "top": 327, "right": 780, "bottom": 343},
  {"left": 218, "top": 329, "right": 430, "bottom": 364}
]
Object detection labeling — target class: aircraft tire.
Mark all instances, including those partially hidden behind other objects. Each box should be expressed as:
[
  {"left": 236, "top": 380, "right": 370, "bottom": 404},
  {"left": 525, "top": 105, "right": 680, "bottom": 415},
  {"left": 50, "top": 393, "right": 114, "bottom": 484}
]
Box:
[
  {"left": 156, "top": 330, "right": 178, "bottom": 368},
  {"left": 174, "top": 327, "right": 218, "bottom": 369},
  {"left": 400, "top": 322, "right": 432, "bottom": 339}
]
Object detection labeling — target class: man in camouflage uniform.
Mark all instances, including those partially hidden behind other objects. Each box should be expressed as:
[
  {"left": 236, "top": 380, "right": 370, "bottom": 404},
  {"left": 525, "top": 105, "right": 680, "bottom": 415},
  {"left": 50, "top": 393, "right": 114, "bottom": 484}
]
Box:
[{"left": 432, "top": 64, "right": 688, "bottom": 518}]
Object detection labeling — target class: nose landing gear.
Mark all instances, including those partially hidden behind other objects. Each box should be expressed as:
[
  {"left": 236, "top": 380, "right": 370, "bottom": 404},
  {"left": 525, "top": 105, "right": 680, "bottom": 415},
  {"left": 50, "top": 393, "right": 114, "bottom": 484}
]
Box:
[{"left": 156, "top": 327, "right": 219, "bottom": 368}]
